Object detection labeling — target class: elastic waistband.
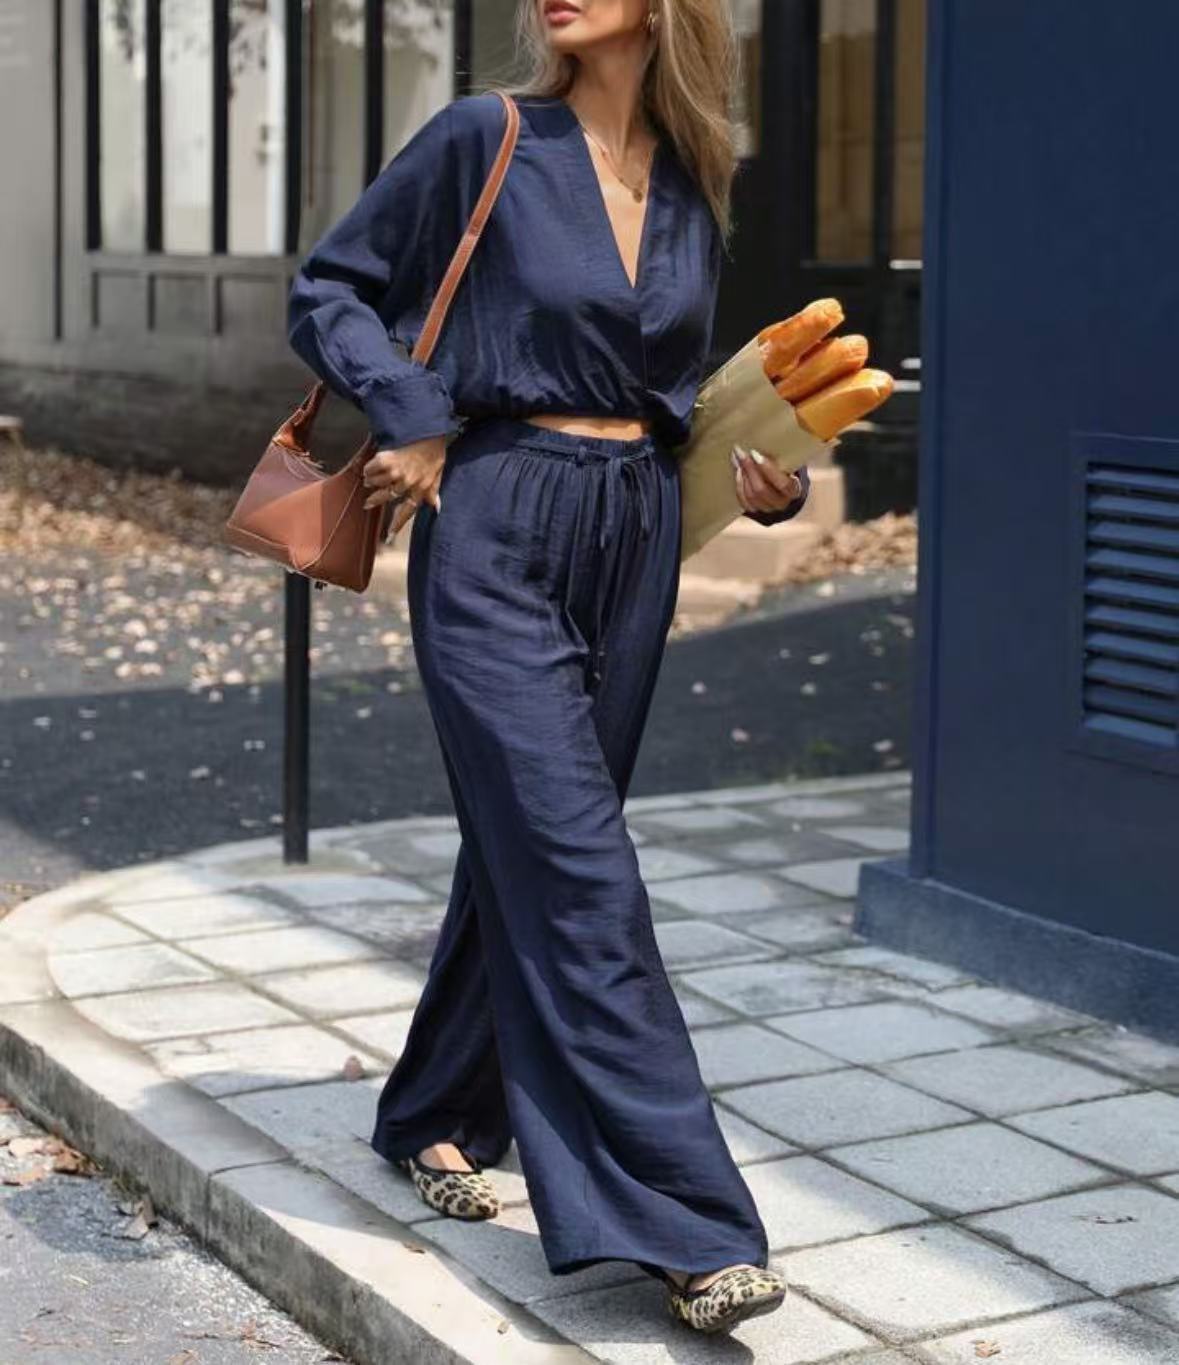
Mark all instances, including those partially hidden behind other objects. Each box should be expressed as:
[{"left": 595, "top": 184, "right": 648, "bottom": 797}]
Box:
[{"left": 463, "top": 414, "right": 659, "bottom": 461}]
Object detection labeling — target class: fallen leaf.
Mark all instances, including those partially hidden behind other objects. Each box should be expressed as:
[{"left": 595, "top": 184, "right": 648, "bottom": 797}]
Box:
[
  {"left": 2, "top": 1164, "right": 52, "bottom": 1186},
  {"left": 53, "top": 1145, "right": 98, "bottom": 1176},
  {"left": 118, "top": 1211, "right": 153, "bottom": 1240},
  {"left": 341, "top": 1055, "right": 366, "bottom": 1081},
  {"left": 496, "top": 1318, "right": 510, "bottom": 1334},
  {"left": 973, "top": 1342, "right": 1002, "bottom": 1359},
  {"left": 7, "top": 1136, "right": 46, "bottom": 1157},
  {"left": 403, "top": 1241, "right": 426, "bottom": 1254},
  {"left": 116, "top": 1194, "right": 157, "bottom": 1240}
]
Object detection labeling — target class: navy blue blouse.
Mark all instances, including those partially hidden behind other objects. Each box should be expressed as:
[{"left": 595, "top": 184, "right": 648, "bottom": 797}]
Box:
[{"left": 288, "top": 91, "right": 808, "bottom": 527}]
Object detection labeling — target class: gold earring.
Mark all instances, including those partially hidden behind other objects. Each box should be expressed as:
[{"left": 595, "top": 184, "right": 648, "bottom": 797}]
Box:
[{"left": 646, "top": 9, "right": 658, "bottom": 34}]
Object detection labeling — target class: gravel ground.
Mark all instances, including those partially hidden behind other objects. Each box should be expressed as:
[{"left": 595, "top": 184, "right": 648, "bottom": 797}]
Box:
[{"left": 0, "top": 1093, "right": 345, "bottom": 1364}]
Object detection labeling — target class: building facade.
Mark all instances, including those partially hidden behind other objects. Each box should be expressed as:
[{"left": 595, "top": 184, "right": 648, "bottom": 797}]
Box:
[
  {"left": 858, "top": 0, "right": 1179, "bottom": 1039},
  {"left": 0, "top": 0, "right": 923, "bottom": 505}
]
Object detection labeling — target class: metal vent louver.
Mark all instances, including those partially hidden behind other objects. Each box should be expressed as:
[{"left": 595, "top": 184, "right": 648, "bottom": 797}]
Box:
[{"left": 1083, "top": 462, "right": 1179, "bottom": 749}]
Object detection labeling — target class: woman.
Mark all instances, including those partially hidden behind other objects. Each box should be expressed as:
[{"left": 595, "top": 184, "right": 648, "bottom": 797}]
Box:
[{"left": 287, "top": 0, "right": 809, "bottom": 1336}]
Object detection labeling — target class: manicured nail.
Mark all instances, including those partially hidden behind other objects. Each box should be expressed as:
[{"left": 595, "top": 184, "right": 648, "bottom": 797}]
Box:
[
  {"left": 747, "top": 448, "right": 767, "bottom": 465},
  {"left": 730, "top": 447, "right": 741, "bottom": 468}
]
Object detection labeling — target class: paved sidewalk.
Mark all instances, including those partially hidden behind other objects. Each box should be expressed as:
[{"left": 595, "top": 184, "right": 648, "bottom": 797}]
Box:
[{"left": 5, "top": 771, "right": 1179, "bottom": 1363}]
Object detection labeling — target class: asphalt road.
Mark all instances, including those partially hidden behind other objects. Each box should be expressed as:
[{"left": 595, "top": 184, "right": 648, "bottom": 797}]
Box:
[
  {"left": 0, "top": 1093, "right": 342, "bottom": 1364},
  {"left": 0, "top": 548, "right": 915, "bottom": 908}
]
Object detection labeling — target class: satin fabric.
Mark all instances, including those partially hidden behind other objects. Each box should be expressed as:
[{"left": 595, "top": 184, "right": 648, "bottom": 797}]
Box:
[
  {"left": 370, "top": 414, "right": 770, "bottom": 1277},
  {"left": 287, "top": 91, "right": 808, "bottom": 526}
]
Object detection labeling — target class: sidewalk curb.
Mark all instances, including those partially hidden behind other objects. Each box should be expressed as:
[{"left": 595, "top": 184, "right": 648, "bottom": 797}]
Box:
[
  {"left": 0, "top": 772, "right": 909, "bottom": 1363},
  {"left": 0, "top": 883, "right": 594, "bottom": 1365}
]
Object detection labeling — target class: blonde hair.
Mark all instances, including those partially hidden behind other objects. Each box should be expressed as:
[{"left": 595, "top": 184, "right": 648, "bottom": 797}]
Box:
[{"left": 481, "top": 0, "right": 740, "bottom": 248}]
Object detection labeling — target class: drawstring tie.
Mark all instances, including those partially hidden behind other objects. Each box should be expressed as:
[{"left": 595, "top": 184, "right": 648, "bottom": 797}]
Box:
[{"left": 561, "top": 444, "right": 655, "bottom": 689}]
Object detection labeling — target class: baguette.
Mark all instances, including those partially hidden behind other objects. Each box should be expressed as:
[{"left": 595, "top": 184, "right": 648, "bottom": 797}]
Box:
[
  {"left": 757, "top": 299, "right": 845, "bottom": 381},
  {"left": 795, "top": 368, "right": 894, "bottom": 440},
  {"left": 774, "top": 335, "right": 869, "bottom": 403}
]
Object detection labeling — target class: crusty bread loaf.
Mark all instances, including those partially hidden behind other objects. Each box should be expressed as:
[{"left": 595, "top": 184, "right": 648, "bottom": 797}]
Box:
[
  {"left": 795, "top": 368, "right": 894, "bottom": 439},
  {"left": 774, "top": 335, "right": 869, "bottom": 403},
  {"left": 757, "top": 300, "right": 844, "bottom": 381}
]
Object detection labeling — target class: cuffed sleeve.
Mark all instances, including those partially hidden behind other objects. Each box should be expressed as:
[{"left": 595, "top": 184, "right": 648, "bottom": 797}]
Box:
[
  {"left": 742, "top": 462, "right": 811, "bottom": 526},
  {"left": 287, "top": 101, "right": 466, "bottom": 450}
]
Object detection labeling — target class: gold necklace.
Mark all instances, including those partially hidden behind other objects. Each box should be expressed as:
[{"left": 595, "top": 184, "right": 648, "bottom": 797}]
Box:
[{"left": 572, "top": 114, "right": 656, "bottom": 202}]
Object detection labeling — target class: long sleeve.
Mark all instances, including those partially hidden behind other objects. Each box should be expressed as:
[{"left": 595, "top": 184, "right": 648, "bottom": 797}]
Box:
[{"left": 287, "top": 101, "right": 467, "bottom": 451}]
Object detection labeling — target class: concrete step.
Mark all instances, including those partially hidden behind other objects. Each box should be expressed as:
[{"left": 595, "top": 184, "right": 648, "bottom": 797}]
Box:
[
  {"left": 795, "top": 465, "right": 845, "bottom": 533},
  {"left": 681, "top": 516, "right": 824, "bottom": 582}
]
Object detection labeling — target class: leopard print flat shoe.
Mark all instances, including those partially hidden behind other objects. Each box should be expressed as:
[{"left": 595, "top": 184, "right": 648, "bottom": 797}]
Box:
[
  {"left": 394, "top": 1148, "right": 500, "bottom": 1221},
  {"left": 645, "top": 1262, "right": 787, "bottom": 1334}
]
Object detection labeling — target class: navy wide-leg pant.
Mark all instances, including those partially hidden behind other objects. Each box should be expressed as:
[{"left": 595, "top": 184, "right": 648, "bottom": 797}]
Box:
[{"left": 370, "top": 414, "right": 769, "bottom": 1278}]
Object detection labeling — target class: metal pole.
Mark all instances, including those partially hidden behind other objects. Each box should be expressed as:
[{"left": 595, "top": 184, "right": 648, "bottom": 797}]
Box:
[{"left": 283, "top": 571, "right": 311, "bottom": 862}]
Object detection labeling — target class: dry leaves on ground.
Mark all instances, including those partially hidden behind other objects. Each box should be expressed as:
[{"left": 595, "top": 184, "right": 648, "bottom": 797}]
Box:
[
  {"left": 115, "top": 1192, "right": 158, "bottom": 1239},
  {"left": 1, "top": 1132, "right": 99, "bottom": 1182},
  {"left": 1, "top": 441, "right": 238, "bottom": 556}
]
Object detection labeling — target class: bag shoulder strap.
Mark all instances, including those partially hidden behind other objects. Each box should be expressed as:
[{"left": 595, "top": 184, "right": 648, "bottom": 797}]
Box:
[
  {"left": 287, "top": 90, "right": 520, "bottom": 445},
  {"left": 414, "top": 90, "right": 519, "bottom": 365}
]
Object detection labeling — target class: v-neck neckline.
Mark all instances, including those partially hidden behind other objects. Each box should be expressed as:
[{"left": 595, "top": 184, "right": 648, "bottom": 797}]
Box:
[{"left": 554, "top": 96, "right": 663, "bottom": 296}]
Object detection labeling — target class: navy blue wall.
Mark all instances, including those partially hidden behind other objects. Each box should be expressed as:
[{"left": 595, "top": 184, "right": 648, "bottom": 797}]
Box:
[{"left": 859, "top": 0, "right": 1179, "bottom": 1035}]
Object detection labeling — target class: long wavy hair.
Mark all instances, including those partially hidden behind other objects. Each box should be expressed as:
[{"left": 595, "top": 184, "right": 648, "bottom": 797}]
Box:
[{"left": 480, "top": 0, "right": 740, "bottom": 247}]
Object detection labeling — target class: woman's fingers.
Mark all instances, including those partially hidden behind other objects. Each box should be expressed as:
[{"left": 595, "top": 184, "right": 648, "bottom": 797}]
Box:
[{"left": 732, "top": 446, "right": 802, "bottom": 512}]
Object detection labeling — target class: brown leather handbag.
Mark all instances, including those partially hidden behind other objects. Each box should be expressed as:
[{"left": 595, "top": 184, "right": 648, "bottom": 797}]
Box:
[{"left": 225, "top": 91, "right": 520, "bottom": 593}]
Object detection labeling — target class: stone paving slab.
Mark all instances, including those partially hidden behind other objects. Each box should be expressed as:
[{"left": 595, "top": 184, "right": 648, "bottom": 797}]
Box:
[
  {"left": 143, "top": 1022, "right": 388, "bottom": 1097},
  {"left": 1125, "top": 1282, "right": 1179, "bottom": 1334},
  {"left": 912, "top": 1300, "right": 1179, "bottom": 1364},
  {"left": 1044, "top": 1026, "right": 1179, "bottom": 1086},
  {"left": 921, "top": 985, "right": 1089, "bottom": 1035},
  {"left": 688, "top": 1022, "right": 838, "bottom": 1089},
  {"left": 781, "top": 1224, "right": 1087, "bottom": 1342},
  {"left": 720, "top": 1068, "right": 972, "bottom": 1149},
  {"left": 740, "top": 1154, "right": 929, "bottom": 1250},
  {"left": 651, "top": 919, "right": 774, "bottom": 970},
  {"left": 778, "top": 858, "right": 877, "bottom": 899},
  {"left": 51, "top": 940, "right": 220, "bottom": 996},
  {"left": 880, "top": 1044, "right": 1135, "bottom": 1117},
  {"left": 528, "top": 1275, "right": 874, "bottom": 1364},
  {"left": 73, "top": 980, "right": 304, "bottom": 1041},
  {"left": 717, "top": 905, "right": 857, "bottom": 954},
  {"left": 681, "top": 959, "right": 895, "bottom": 1016},
  {"left": 766, "top": 1000, "right": 996, "bottom": 1065},
  {"left": 109, "top": 891, "right": 302, "bottom": 938},
  {"left": 826, "top": 1122, "right": 1110, "bottom": 1216},
  {"left": 1008, "top": 1091, "right": 1179, "bottom": 1176},
  {"left": 8, "top": 770, "right": 1179, "bottom": 1365},
  {"left": 966, "top": 1185, "right": 1179, "bottom": 1296}
]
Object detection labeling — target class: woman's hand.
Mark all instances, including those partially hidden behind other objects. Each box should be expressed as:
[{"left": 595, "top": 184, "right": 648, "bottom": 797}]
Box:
[
  {"left": 362, "top": 435, "right": 448, "bottom": 537},
  {"left": 731, "top": 445, "right": 804, "bottom": 517}
]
